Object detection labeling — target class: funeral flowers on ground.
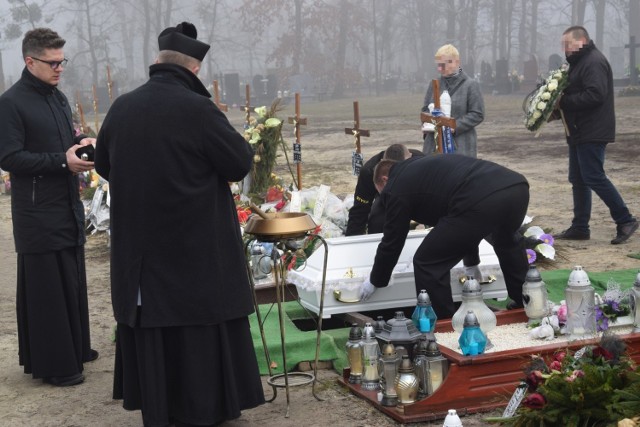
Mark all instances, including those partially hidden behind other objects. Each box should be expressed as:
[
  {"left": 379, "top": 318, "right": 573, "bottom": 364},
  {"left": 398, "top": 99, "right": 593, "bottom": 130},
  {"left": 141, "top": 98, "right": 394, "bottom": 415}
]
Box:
[
  {"left": 519, "top": 217, "right": 557, "bottom": 266},
  {"left": 523, "top": 65, "right": 569, "bottom": 133},
  {"left": 487, "top": 335, "right": 640, "bottom": 426}
]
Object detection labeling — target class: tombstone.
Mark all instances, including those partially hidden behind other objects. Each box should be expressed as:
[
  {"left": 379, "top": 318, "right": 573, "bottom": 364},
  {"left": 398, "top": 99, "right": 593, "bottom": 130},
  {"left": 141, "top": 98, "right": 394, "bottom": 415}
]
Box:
[
  {"left": 548, "top": 53, "right": 564, "bottom": 72},
  {"left": 495, "top": 59, "right": 510, "bottom": 94},
  {"left": 480, "top": 60, "right": 493, "bottom": 92},
  {"left": 95, "top": 83, "right": 119, "bottom": 112},
  {"left": 223, "top": 73, "right": 241, "bottom": 105},
  {"left": 523, "top": 55, "right": 538, "bottom": 83},
  {"left": 266, "top": 74, "right": 278, "bottom": 99},
  {"left": 609, "top": 46, "right": 626, "bottom": 79}
]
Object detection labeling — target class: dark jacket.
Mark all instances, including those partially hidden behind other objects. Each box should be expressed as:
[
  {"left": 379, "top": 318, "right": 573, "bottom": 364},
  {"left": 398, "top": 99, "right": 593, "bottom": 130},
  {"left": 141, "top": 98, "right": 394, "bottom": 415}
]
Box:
[
  {"left": 95, "top": 63, "right": 255, "bottom": 328},
  {"left": 0, "top": 68, "right": 86, "bottom": 254},
  {"left": 369, "top": 154, "right": 528, "bottom": 287},
  {"left": 559, "top": 40, "right": 615, "bottom": 144},
  {"left": 345, "top": 149, "right": 423, "bottom": 236}
]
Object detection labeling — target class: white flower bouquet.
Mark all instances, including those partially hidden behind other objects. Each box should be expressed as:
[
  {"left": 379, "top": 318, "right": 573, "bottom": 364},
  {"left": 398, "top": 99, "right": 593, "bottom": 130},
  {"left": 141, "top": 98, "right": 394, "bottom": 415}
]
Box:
[{"left": 523, "top": 65, "right": 569, "bottom": 133}]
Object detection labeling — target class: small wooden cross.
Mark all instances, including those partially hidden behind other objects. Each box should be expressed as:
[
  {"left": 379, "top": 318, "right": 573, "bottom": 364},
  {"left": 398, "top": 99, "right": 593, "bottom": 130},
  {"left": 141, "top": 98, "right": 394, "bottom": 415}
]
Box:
[
  {"left": 344, "top": 101, "right": 369, "bottom": 176},
  {"left": 420, "top": 79, "right": 456, "bottom": 153},
  {"left": 106, "top": 65, "right": 114, "bottom": 103},
  {"left": 75, "top": 91, "right": 87, "bottom": 134},
  {"left": 625, "top": 35, "right": 640, "bottom": 86},
  {"left": 212, "top": 80, "right": 228, "bottom": 112},
  {"left": 91, "top": 84, "right": 99, "bottom": 133},
  {"left": 287, "top": 92, "right": 307, "bottom": 189},
  {"left": 239, "top": 84, "right": 255, "bottom": 126}
]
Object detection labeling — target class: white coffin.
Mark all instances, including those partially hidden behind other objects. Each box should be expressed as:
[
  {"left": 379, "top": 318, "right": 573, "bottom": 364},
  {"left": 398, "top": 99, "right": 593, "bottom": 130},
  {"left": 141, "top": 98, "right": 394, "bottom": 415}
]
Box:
[{"left": 287, "top": 229, "right": 508, "bottom": 318}]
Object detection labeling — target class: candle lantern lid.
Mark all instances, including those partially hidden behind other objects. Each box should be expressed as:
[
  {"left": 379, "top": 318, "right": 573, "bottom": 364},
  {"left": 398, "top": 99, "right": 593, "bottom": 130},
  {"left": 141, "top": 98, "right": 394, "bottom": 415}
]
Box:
[
  {"left": 377, "top": 311, "right": 423, "bottom": 358},
  {"left": 567, "top": 265, "right": 591, "bottom": 287},
  {"left": 416, "top": 289, "right": 432, "bottom": 306},
  {"left": 363, "top": 322, "right": 376, "bottom": 340},
  {"left": 462, "top": 276, "right": 482, "bottom": 296},
  {"left": 373, "top": 316, "right": 387, "bottom": 334},
  {"left": 525, "top": 264, "right": 542, "bottom": 282},
  {"left": 463, "top": 310, "right": 480, "bottom": 327},
  {"left": 398, "top": 355, "right": 414, "bottom": 373},
  {"left": 413, "top": 336, "right": 429, "bottom": 356},
  {"left": 381, "top": 343, "right": 397, "bottom": 358},
  {"left": 425, "top": 339, "right": 442, "bottom": 357},
  {"left": 348, "top": 323, "right": 362, "bottom": 340}
]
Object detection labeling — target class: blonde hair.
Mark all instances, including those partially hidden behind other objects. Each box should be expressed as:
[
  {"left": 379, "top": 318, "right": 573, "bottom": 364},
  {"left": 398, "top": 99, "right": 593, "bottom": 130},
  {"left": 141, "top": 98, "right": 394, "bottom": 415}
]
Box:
[{"left": 435, "top": 44, "right": 459, "bottom": 59}]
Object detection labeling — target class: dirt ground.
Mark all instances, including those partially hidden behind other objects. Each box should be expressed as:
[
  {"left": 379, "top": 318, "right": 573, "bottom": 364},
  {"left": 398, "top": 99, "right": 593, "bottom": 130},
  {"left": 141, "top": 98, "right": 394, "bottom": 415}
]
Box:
[{"left": 1, "top": 91, "right": 639, "bottom": 426}]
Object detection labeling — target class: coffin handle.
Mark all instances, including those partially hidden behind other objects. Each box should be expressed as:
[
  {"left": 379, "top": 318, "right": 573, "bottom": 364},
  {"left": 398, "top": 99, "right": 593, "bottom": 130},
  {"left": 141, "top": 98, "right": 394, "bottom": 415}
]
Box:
[
  {"left": 458, "top": 275, "right": 497, "bottom": 285},
  {"left": 333, "top": 290, "right": 361, "bottom": 303}
]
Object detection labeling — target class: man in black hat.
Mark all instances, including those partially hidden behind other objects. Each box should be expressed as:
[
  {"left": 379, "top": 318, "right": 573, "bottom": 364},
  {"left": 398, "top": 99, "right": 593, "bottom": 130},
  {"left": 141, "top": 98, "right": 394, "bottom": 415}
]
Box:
[{"left": 95, "top": 22, "right": 265, "bottom": 426}]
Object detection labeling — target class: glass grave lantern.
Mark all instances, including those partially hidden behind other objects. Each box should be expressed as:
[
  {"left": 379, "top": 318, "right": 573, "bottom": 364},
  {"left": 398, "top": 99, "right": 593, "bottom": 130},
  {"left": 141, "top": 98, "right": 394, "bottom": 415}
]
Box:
[
  {"left": 565, "top": 265, "right": 596, "bottom": 339},
  {"left": 458, "top": 311, "right": 488, "bottom": 356},
  {"left": 412, "top": 336, "right": 430, "bottom": 399},
  {"left": 376, "top": 311, "right": 423, "bottom": 360},
  {"left": 451, "top": 276, "right": 496, "bottom": 348},
  {"left": 411, "top": 289, "right": 438, "bottom": 338},
  {"left": 522, "top": 264, "right": 550, "bottom": 325},
  {"left": 424, "top": 339, "right": 448, "bottom": 395},
  {"left": 378, "top": 343, "right": 399, "bottom": 407},
  {"left": 360, "top": 323, "right": 381, "bottom": 391},
  {"left": 345, "top": 323, "right": 363, "bottom": 384},
  {"left": 394, "top": 355, "right": 419, "bottom": 405},
  {"left": 631, "top": 271, "right": 640, "bottom": 333}
]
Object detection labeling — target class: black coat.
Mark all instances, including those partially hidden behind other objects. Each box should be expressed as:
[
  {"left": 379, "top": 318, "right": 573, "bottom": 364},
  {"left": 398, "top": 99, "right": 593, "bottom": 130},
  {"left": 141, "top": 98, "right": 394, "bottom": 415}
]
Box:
[
  {"left": 369, "top": 154, "right": 528, "bottom": 286},
  {"left": 95, "top": 64, "right": 255, "bottom": 328},
  {"left": 559, "top": 40, "right": 615, "bottom": 144},
  {"left": 0, "top": 68, "right": 86, "bottom": 254}
]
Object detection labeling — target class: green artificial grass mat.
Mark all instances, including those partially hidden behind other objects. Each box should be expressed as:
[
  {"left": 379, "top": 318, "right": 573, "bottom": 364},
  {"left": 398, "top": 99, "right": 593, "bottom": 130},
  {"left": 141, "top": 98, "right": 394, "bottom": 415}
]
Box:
[{"left": 250, "top": 268, "right": 640, "bottom": 376}]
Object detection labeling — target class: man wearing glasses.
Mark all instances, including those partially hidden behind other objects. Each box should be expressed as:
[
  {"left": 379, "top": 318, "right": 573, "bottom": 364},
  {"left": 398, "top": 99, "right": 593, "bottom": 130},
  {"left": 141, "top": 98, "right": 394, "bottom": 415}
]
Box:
[{"left": 0, "top": 28, "right": 98, "bottom": 387}]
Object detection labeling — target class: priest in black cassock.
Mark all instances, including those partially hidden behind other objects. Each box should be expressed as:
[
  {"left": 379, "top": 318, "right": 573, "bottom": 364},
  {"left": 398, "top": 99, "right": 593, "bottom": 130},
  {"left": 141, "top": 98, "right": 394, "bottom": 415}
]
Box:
[
  {"left": 0, "top": 28, "right": 98, "bottom": 388},
  {"left": 95, "top": 22, "right": 265, "bottom": 426}
]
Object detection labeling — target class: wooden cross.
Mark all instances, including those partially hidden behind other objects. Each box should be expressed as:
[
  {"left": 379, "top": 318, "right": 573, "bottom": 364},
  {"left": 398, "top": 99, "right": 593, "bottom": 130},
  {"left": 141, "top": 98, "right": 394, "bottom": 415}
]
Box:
[
  {"left": 625, "top": 35, "right": 640, "bottom": 86},
  {"left": 420, "top": 79, "right": 456, "bottom": 153},
  {"left": 212, "top": 80, "right": 228, "bottom": 112},
  {"left": 91, "top": 85, "right": 99, "bottom": 134},
  {"left": 344, "top": 101, "right": 370, "bottom": 154},
  {"left": 106, "top": 65, "right": 114, "bottom": 102},
  {"left": 239, "top": 84, "right": 255, "bottom": 126},
  {"left": 287, "top": 92, "right": 307, "bottom": 189},
  {"left": 75, "top": 91, "right": 87, "bottom": 134}
]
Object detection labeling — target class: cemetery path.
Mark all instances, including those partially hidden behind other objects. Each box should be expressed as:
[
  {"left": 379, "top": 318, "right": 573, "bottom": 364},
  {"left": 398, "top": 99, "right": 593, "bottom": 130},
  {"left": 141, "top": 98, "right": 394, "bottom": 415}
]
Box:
[{"left": 0, "top": 92, "right": 639, "bottom": 426}]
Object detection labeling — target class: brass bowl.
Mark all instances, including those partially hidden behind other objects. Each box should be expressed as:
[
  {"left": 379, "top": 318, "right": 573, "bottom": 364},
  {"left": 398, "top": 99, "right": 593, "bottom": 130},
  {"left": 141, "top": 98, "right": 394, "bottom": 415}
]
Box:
[{"left": 244, "top": 212, "right": 317, "bottom": 241}]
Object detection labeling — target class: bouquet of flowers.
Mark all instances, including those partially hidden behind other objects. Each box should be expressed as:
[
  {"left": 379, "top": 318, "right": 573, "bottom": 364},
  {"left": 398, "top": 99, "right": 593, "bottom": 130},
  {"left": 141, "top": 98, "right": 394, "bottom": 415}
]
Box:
[
  {"left": 595, "top": 281, "right": 631, "bottom": 332},
  {"left": 519, "top": 217, "right": 558, "bottom": 266},
  {"left": 523, "top": 65, "right": 569, "bottom": 133},
  {"left": 487, "top": 335, "right": 640, "bottom": 426}
]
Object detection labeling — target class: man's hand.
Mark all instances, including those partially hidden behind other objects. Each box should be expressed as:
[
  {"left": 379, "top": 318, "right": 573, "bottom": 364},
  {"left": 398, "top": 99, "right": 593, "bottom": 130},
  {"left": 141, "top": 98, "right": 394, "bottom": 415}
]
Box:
[
  {"left": 66, "top": 144, "right": 94, "bottom": 174},
  {"left": 359, "top": 279, "right": 376, "bottom": 302}
]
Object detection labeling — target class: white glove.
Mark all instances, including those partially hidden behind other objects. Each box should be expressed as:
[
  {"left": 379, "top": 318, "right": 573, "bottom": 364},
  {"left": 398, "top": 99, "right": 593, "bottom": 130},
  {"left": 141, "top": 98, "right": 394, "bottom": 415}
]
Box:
[{"left": 359, "top": 279, "right": 376, "bottom": 302}]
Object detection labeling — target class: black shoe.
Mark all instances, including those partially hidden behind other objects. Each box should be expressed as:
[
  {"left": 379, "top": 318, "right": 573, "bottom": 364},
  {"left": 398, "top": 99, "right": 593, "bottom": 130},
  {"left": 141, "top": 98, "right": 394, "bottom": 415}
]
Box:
[
  {"left": 43, "top": 373, "right": 85, "bottom": 387},
  {"left": 86, "top": 349, "right": 99, "bottom": 362},
  {"left": 555, "top": 227, "right": 590, "bottom": 240},
  {"left": 506, "top": 301, "right": 524, "bottom": 310},
  {"left": 611, "top": 220, "right": 639, "bottom": 244}
]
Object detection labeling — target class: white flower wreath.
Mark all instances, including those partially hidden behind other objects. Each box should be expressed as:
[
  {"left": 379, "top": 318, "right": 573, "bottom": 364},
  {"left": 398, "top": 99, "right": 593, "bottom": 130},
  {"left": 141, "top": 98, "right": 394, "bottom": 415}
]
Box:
[{"left": 523, "top": 65, "right": 569, "bottom": 133}]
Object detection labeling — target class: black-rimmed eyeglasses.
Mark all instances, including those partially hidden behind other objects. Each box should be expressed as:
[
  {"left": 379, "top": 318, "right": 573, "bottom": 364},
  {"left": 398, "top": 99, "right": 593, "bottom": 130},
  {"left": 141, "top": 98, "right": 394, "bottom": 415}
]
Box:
[{"left": 31, "top": 57, "right": 68, "bottom": 69}]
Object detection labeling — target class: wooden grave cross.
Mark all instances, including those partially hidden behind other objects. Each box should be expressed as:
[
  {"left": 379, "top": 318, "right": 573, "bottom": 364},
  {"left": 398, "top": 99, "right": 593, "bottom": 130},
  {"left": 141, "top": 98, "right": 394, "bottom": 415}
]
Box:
[
  {"left": 287, "top": 92, "right": 307, "bottom": 189},
  {"left": 106, "top": 65, "right": 114, "bottom": 103},
  {"left": 91, "top": 85, "right": 99, "bottom": 134},
  {"left": 420, "top": 79, "right": 456, "bottom": 153},
  {"left": 212, "top": 80, "right": 228, "bottom": 112},
  {"left": 75, "top": 91, "right": 88, "bottom": 134},
  {"left": 625, "top": 35, "right": 640, "bottom": 86},
  {"left": 344, "top": 101, "right": 370, "bottom": 176},
  {"left": 239, "top": 84, "right": 255, "bottom": 126}
]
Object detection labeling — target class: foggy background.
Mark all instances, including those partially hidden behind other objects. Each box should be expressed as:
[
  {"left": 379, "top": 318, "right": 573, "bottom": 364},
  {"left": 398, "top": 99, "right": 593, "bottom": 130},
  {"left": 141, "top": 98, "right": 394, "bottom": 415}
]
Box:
[{"left": 0, "top": 0, "right": 638, "bottom": 108}]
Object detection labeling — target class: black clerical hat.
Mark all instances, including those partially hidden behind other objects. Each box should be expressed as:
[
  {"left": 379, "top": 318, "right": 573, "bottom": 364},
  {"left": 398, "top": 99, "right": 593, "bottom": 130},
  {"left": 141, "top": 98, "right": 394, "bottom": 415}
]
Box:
[{"left": 158, "top": 22, "right": 210, "bottom": 61}]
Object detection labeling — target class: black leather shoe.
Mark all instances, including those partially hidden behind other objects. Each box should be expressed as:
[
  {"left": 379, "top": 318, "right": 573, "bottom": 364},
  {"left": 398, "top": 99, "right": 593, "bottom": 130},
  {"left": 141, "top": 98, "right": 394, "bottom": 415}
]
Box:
[
  {"left": 43, "top": 373, "right": 84, "bottom": 387},
  {"left": 611, "top": 220, "right": 639, "bottom": 244},
  {"left": 86, "top": 349, "right": 99, "bottom": 362},
  {"left": 555, "top": 227, "right": 590, "bottom": 240},
  {"left": 506, "top": 301, "right": 524, "bottom": 310}
]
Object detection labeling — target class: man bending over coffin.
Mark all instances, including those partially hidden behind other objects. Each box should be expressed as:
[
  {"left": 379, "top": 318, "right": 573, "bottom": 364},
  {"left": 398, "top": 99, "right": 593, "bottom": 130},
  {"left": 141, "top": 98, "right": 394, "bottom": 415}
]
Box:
[{"left": 358, "top": 154, "right": 529, "bottom": 318}]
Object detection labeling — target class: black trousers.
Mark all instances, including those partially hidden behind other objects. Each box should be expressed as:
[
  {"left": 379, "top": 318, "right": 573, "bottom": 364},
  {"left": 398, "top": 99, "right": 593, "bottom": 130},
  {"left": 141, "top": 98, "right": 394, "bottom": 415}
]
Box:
[{"left": 413, "top": 183, "right": 530, "bottom": 319}]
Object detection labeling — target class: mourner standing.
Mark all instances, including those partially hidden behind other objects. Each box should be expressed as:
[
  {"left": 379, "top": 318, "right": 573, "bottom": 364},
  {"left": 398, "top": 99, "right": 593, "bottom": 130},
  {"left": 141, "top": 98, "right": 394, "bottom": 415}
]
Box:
[
  {"left": 0, "top": 28, "right": 98, "bottom": 387},
  {"left": 95, "top": 22, "right": 265, "bottom": 426},
  {"left": 359, "top": 155, "right": 530, "bottom": 318},
  {"left": 554, "top": 26, "right": 638, "bottom": 244}
]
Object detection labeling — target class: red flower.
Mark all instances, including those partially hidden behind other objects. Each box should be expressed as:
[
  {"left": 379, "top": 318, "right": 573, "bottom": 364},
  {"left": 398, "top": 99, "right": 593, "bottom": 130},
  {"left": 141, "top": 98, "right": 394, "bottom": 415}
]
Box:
[
  {"left": 522, "top": 392, "right": 546, "bottom": 409},
  {"left": 552, "top": 351, "right": 566, "bottom": 363},
  {"left": 592, "top": 346, "right": 614, "bottom": 361},
  {"left": 236, "top": 206, "right": 251, "bottom": 225},
  {"left": 274, "top": 199, "right": 286, "bottom": 211},
  {"left": 549, "top": 360, "right": 562, "bottom": 371},
  {"left": 525, "top": 370, "right": 545, "bottom": 392},
  {"left": 266, "top": 186, "right": 284, "bottom": 202}
]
